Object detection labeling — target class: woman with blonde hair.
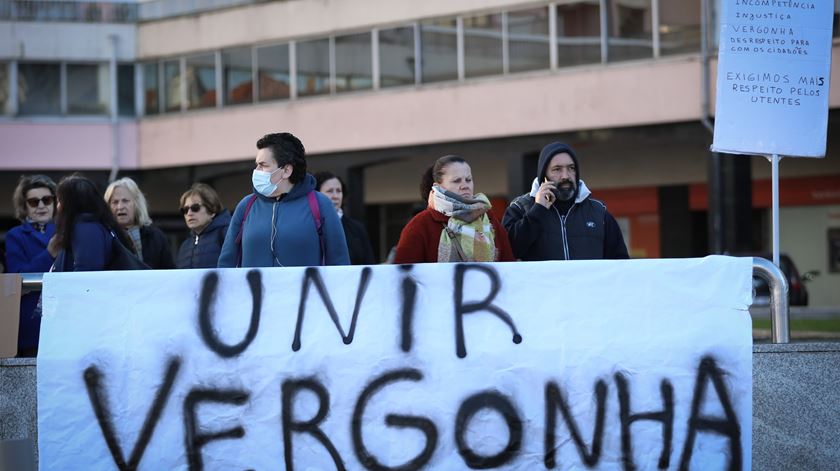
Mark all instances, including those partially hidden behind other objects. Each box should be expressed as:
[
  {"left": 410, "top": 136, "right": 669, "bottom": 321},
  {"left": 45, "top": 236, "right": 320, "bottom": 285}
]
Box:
[
  {"left": 394, "top": 155, "right": 514, "bottom": 263},
  {"left": 105, "top": 177, "right": 174, "bottom": 269}
]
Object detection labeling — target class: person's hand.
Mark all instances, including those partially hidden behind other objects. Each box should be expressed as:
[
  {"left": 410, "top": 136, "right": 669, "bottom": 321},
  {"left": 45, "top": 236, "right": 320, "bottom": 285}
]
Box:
[
  {"left": 535, "top": 182, "right": 556, "bottom": 208},
  {"left": 47, "top": 235, "right": 60, "bottom": 258}
]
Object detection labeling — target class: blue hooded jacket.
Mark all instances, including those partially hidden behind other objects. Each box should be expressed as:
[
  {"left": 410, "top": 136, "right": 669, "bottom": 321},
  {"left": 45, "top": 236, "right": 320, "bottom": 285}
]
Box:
[{"left": 218, "top": 174, "right": 350, "bottom": 267}]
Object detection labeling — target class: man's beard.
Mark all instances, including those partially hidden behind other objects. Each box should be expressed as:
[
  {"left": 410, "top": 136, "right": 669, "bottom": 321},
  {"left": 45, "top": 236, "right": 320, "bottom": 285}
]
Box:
[{"left": 553, "top": 180, "right": 576, "bottom": 201}]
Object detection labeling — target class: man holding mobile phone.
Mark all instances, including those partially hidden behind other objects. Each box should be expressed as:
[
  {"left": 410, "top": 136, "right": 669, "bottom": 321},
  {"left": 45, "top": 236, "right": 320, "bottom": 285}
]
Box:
[{"left": 502, "top": 142, "right": 629, "bottom": 261}]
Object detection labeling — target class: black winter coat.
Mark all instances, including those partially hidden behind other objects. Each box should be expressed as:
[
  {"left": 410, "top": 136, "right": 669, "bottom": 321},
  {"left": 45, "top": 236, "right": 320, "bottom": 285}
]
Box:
[
  {"left": 176, "top": 210, "right": 231, "bottom": 269},
  {"left": 140, "top": 224, "right": 175, "bottom": 269},
  {"left": 341, "top": 215, "right": 375, "bottom": 265}
]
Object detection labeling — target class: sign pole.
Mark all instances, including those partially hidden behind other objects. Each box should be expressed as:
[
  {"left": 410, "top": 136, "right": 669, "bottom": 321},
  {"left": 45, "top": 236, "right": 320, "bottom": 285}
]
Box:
[{"left": 770, "top": 154, "right": 781, "bottom": 267}]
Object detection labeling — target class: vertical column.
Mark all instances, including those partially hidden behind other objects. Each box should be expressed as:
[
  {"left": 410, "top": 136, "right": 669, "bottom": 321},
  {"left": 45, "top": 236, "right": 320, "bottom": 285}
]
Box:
[
  {"left": 658, "top": 185, "right": 692, "bottom": 257},
  {"left": 179, "top": 57, "right": 187, "bottom": 112},
  {"left": 456, "top": 16, "right": 465, "bottom": 81},
  {"left": 371, "top": 29, "right": 380, "bottom": 90},
  {"left": 289, "top": 41, "right": 298, "bottom": 100},
  {"left": 652, "top": 0, "right": 661, "bottom": 58},
  {"left": 548, "top": 3, "right": 558, "bottom": 70},
  {"left": 8, "top": 61, "right": 18, "bottom": 115},
  {"left": 329, "top": 36, "right": 336, "bottom": 95},
  {"left": 413, "top": 23, "right": 422, "bottom": 85},
  {"left": 134, "top": 63, "right": 144, "bottom": 118},
  {"left": 600, "top": 0, "right": 609, "bottom": 63},
  {"left": 215, "top": 50, "right": 223, "bottom": 108},
  {"left": 251, "top": 46, "right": 259, "bottom": 104},
  {"left": 59, "top": 63, "right": 68, "bottom": 115},
  {"left": 501, "top": 11, "right": 509, "bottom": 74}
]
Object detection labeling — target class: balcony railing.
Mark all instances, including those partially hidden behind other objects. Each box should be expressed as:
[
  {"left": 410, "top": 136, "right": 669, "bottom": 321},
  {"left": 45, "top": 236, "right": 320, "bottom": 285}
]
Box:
[{"left": 0, "top": 0, "right": 138, "bottom": 23}]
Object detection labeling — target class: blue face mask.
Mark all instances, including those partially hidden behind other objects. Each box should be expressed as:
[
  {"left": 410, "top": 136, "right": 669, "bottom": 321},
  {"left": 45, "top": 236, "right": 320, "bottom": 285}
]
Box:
[{"left": 252, "top": 168, "right": 281, "bottom": 196}]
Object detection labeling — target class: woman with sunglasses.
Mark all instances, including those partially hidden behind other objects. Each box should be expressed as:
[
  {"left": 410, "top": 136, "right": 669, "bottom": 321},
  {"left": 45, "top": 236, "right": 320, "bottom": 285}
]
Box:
[
  {"left": 4, "top": 174, "right": 57, "bottom": 356},
  {"left": 176, "top": 183, "right": 231, "bottom": 269}
]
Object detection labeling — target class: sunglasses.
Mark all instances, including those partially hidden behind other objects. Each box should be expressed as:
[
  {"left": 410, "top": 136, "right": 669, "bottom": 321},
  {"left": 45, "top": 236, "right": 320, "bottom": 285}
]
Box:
[
  {"left": 180, "top": 203, "right": 204, "bottom": 215},
  {"left": 26, "top": 196, "right": 55, "bottom": 208}
]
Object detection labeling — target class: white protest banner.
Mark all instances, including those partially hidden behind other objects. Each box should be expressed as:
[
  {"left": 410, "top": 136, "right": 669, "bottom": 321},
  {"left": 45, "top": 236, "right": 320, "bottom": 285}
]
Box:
[
  {"left": 37, "top": 257, "right": 753, "bottom": 470},
  {"left": 712, "top": 0, "right": 833, "bottom": 157}
]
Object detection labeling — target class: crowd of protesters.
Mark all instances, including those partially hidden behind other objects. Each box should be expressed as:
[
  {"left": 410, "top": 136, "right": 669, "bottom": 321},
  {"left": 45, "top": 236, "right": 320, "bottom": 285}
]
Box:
[{"left": 3, "top": 131, "right": 628, "bottom": 356}]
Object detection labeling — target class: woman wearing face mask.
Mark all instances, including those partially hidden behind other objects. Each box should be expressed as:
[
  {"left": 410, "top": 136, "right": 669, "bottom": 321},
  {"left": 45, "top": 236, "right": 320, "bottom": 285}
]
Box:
[
  {"left": 176, "top": 183, "right": 231, "bottom": 269},
  {"left": 104, "top": 177, "right": 175, "bottom": 269},
  {"left": 315, "top": 171, "right": 376, "bottom": 265},
  {"left": 394, "top": 155, "right": 514, "bottom": 264},
  {"left": 217, "top": 132, "right": 350, "bottom": 268},
  {"left": 5, "top": 174, "right": 57, "bottom": 356}
]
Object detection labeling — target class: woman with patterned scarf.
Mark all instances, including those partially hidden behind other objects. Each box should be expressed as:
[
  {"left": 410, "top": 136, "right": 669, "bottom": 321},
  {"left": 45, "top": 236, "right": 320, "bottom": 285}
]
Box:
[{"left": 394, "top": 155, "right": 514, "bottom": 263}]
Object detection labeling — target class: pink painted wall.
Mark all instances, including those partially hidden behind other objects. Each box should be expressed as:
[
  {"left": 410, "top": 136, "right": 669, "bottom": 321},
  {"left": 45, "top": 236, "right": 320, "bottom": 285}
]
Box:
[{"left": 0, "top": 122, "right": 138, "bottom": 171}]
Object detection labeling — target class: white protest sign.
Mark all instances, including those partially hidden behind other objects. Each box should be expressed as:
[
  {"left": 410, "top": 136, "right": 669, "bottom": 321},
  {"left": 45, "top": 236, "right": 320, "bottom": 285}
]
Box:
[
  {"left": 37, "top": 257, "right": 753, "bottom": 470},
  {"left": 712, "top": 0, "right": 833, "bottom": 157}
]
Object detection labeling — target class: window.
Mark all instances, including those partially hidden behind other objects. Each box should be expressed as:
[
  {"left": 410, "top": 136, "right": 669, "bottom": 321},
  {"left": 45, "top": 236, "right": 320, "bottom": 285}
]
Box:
[
  {"left": 18, "top": 63, "right": 61, "bottom": 115},
  {"left": 420, "top": 18, "right": 458, "bottom": 83},
  {"left": 335, "top": 32, "right": 372, "bottom": 93},
  {"left": 557, "top": 1, "right": 602, "bottom": 66},
  {"left": 256, "top": 44, "right": 290, "bottom": 101},
  {"left": 608, "top": 0, "right": 653, "bottom": 61},
  {"left": 118, "top": 64, "right": 135, "bottom": 116},
  {"left": 67, "top": 63, "right": 110, "bottom": 115},
  {"left": 0, "top": 63, "right": 7, "bottom": 114},
  {"left": 379, "top": 26, "right": 415, "bottom": 87},
  {"left": 463, "top": 13, "right": 503, "bottom": 78},
  {"left": 186, "top": 54, "right": 217, "bottom": 109},
  {"left": 143, "top": 63, "right": 159, "bottom": 115},
  {"left": 223, "top": 47, "right": 253, "bottom": 105},
  {"left": 659, "top": 0, "right": 701, "bottom": 55},
  {"left": 508, "top": 7, "right": 550, "bottom": 73},
  {"left": 297, "top": 38, "right": 331, "bottom": 97},
  {"left": 163, "top": 60, "right": 181, "bottom": 112}
]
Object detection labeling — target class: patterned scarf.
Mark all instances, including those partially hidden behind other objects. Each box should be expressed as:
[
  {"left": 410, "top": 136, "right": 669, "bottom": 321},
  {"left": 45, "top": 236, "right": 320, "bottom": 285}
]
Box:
[
  {"left": 127, "top": 226, "right": 144, "bottom": 261},
  {"left": 428, "top": 185, "right": 496, "bottom": 262}
]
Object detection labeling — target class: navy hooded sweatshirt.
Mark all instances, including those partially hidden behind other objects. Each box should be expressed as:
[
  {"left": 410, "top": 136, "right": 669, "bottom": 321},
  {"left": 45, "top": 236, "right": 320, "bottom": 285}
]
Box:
[{"left": 502, "top": 142, "right": 629, "bottom": 261}]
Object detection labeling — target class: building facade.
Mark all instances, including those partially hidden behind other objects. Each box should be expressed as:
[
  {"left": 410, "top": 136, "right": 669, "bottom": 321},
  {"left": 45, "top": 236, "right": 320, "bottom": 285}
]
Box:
[{"left": 1, "top": 0, "right": 840, "bottom": 305}]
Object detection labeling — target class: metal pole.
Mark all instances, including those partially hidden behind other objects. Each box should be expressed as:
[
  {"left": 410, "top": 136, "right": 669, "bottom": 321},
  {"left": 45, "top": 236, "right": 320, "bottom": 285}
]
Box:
[
  {"left": 770, "top": 154, "right": 781, "bottom": 267},
  {"left": 753, "top": 257, "right": 790, "bottom": 343}
]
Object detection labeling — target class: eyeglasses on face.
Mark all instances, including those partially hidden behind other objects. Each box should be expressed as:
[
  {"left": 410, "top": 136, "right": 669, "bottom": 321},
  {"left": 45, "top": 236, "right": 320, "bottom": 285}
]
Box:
[
  {"left": 26, "top": 196, "right": 55, "bottom": 208},
  {"left": 180, "top": 203, "right": 204, "bottom": 215}
]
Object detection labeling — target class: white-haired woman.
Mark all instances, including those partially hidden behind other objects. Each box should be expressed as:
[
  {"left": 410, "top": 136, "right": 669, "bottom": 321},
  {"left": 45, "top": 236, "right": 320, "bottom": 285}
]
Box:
[{"left": 105, "top": 177, "right": 174, "bottom": 269}]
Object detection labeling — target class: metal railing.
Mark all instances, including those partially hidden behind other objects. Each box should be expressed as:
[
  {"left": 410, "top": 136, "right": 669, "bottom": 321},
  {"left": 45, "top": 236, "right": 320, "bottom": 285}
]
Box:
[
  {"left": 19, "top": 257, "right": 791, "bottom": 342},
  {"left": 0, "top": 0, "right": 138, "bottom": 23}
]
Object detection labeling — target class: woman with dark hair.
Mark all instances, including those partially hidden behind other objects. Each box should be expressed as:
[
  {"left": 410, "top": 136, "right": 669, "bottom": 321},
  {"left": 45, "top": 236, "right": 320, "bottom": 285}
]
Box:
[
  {"left": 48, "top": 175, "right": 135, "bottom": 272},
  {"left": 218, "top": 132, "right": 350, "bottom": 267},
  {"left": 5, "top": 174, "right": 57, "bottom": 356},
  {"left": 315, "top": 171, "right": 376, "bottom": 265},
  {"left": 394, "top": 155, "right": 514, "bottom": 264},
  {"left": 176, "top": 183, "right": 231, "bottom": 269}
]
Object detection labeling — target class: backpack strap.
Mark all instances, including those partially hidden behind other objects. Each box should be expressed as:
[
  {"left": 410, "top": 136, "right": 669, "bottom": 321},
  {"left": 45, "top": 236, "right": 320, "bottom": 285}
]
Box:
[
  {"left": 306, "top": 191, "right": 326, "bottom": 266},
  {"left": 234, "top": 194, "right": 258, "bottom": 268}
]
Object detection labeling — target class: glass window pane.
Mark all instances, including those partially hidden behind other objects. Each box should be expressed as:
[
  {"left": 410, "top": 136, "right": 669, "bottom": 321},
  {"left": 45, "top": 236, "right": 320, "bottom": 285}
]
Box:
[
  {"left": 163, "top": 60, "right": 181, "bottom": 112},
  {"left": 143, "top": 63, "right": 159, "bottom": 115},
  {"left": 186, "top": 54, "right": 217, "bottom": 109},
  {"left": 659, "top": 0, "right": 700, "bottom": 55},
  {"left": 420, "top": 18, "right": 458, "bottom": 83},
  {"left": 379, "top": 26, "right": 415, "bottom": 88},
  {"left": 223, "top": 47, "right": 252, "bottom": 105},
  {"left": 464, "top": 13, "right": 503, "bottom": 78},
  {"left": 557, "top": 1, "right": 602, "bottom": 66},
  {"left": 67, "top": 64, "right": 110, "bottom": 115},
  {"left": 608, "top": 0, "right": 653, "bottom": 61},
  {"left": 335, "top": 32, "right": 372, "bottom": 93},
  {"left": 297, "top": 38, "right": 330, "bottom": 97},
  {"left": 257, "top": 44, "right": 290, "bottom": 102},
  {"left": 508, "top": 7, "right": 550, "bottom": 73},
  {"left": 118, "top": 64, "right": 135, "bottom": 116},
  {"left": 18, "top": 63, "right": 61, "bottom": 115},
  {"left": 0, "top": 63, "right": 7, "bottom": 114}
]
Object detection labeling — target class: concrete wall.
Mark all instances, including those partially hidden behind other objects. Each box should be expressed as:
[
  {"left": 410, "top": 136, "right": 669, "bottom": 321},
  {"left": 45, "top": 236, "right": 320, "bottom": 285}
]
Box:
[
  {"left": 0, "top": 121, "right": 138, "bottom": 171},
  {"left": 0, "top": 22, "right": 136, "bottom": 61},
  {"left": 5, "top": 342, "right": 840, "bottom": 469}
]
